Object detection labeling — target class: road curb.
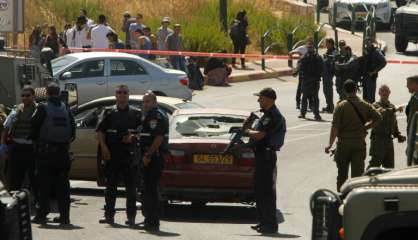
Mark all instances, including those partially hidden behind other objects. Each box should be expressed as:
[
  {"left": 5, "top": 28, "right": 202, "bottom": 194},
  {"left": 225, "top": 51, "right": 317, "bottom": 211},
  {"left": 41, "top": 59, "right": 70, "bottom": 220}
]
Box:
[{"left": 229, "top": 67, "right": 293, "bottom": 83}]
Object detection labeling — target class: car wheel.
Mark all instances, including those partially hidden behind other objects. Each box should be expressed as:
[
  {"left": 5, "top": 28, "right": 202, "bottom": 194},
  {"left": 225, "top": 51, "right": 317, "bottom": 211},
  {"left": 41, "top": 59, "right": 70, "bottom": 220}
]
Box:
[
  {"left": 191, "top": 201, "right": 207, "bottom": 209},
  {"left": 160, "top": 200, "right": 169, "bottom": 217},
  {"left": 395, "top": 35, "right": 408, "bottom": 52}
]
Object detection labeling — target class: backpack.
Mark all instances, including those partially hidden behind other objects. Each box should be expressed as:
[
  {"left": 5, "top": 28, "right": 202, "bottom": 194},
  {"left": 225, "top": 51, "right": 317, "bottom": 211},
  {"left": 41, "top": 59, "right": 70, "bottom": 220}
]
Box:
[{"left": 229, "top": 21, "right": 241, "bottom": 40}]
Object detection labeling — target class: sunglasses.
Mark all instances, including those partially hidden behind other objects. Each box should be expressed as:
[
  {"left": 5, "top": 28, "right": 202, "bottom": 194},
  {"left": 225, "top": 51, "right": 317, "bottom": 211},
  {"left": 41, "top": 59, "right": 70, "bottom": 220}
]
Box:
[
  {"left": 116, "top": 91, "right": 129, "bottom": 95},
  {"left": 21, "top": 94, "right": 31, "bottom": 97}
]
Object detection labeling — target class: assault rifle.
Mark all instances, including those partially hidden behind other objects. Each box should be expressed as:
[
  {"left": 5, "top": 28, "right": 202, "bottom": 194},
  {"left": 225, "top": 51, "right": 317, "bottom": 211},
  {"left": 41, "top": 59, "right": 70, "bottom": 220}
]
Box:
[{"left": 223, "top": 112, "right": 259, "bottom": 154}]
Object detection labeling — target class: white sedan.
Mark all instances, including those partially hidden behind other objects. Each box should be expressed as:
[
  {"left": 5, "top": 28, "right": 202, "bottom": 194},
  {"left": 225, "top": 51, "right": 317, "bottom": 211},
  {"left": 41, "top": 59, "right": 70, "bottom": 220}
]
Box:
[{"left": 51, "top": 52, "right": 192, "bottom": 105}]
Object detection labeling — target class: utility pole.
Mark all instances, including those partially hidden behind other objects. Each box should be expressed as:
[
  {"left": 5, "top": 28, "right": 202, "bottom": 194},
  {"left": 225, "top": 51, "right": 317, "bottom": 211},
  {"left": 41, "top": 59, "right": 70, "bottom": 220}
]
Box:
[{"left": 219, "top": 0, "right": 228, "bottom": 33}]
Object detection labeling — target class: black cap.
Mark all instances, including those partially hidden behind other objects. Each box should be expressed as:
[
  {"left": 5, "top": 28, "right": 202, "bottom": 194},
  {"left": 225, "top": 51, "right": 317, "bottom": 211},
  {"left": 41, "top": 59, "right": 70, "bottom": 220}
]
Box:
[{"left": 254, "top": 88, "right": 277, "bottom": 100}]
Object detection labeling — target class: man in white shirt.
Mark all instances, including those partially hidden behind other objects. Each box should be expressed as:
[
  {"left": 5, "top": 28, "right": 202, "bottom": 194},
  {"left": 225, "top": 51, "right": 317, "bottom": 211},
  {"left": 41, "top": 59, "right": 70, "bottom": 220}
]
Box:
[
  {"left": 66, "top": 16, "right": 91, "bottom": 48},
  {"left": 91, "top": 15, "right": 114, "bottom": 49},
  {"left": 128, "top": 14, "right": 145, "bottom": 48},
  {"left": 80, "top": 9, "right": 95, "bottom": 28},
  {"left": 156, "top": 17, "right": 173, "bottom": 51}
]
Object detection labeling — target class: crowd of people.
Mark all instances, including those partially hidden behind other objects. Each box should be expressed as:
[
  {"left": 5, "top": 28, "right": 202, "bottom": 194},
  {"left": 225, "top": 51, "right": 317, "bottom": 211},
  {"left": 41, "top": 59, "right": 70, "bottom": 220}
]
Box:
[
  {"left": 25, "top": 9, "right": 252, "bottom": 89},
  {"left": 291, "top": 36, "right": 387, "bottom": 121}
]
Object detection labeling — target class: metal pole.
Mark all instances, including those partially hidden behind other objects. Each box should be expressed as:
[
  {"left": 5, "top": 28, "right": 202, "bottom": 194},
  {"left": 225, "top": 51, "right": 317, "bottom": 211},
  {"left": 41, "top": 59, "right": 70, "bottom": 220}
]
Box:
[
  {"left": 261, "top": 35, "right": 266, "bottom": 71},
  {"left": 12, "top": 0, "right": 18, "bottom": 48},
  {"left": 333, "top": 5, "right": 339, "bottom": 51},
  {"left": 351, "top": 6, "right": 356, "bottom": 34},
  {"left": 219, "top": 0, "right": 228, "bottom": 33},
  {"left": 316, "top": 0, "right": 321, "bottom": 24},
  {"left": 287, "top": 32, "right": 293, "bottom": 68}
]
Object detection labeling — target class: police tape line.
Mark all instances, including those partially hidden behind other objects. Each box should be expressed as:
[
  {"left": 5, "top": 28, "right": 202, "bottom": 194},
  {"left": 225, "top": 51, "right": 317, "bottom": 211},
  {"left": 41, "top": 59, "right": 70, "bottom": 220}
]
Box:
[
  {"left": 68, "top": 48, "right": 418, "bottom": 64},
  {"left": 69, "top": 47, "right": 293, "bottom": 60}
]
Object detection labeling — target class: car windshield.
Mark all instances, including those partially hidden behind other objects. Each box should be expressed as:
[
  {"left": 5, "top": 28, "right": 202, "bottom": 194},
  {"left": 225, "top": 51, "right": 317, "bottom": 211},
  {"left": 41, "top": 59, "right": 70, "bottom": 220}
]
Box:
[
  {"left": 51, "top": 55, "right": 78, "bottom": 76},
  {"left": 174, "top": 102, "right": 203, "bottom": 109},
  {"left": 170, "top": 114, "right": 246, "bottom": 139}
]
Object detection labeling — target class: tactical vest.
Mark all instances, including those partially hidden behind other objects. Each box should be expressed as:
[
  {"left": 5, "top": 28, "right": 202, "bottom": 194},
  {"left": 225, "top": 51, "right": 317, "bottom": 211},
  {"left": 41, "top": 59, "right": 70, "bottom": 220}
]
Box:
[
  {"left": 139, "top": 108, "right": 169, "bottom": 151},
  {"left": 254, "top": 108, "right": 287, "bottom": 151},
  {"left": 10, "top": 103, "right": 37, "bottom": 140},
  {"left": 39, "top": 102, "right": 71, "bottom": 144},
  {"left": 105, "top": 106, "right": 140, "bottom": 146}
]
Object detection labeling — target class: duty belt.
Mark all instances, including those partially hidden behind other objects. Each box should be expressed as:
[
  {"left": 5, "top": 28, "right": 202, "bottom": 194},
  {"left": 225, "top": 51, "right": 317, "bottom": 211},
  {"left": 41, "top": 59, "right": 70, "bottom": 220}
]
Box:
[{"left": 106, "top": 129, "right": 138, "bottom": 133}]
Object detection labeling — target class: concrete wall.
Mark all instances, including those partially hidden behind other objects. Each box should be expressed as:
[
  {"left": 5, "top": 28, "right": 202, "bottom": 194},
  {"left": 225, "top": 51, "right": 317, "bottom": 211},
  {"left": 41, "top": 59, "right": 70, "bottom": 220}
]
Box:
[{"left": 271, "top": 0, "right": 315, "bottom": 19}]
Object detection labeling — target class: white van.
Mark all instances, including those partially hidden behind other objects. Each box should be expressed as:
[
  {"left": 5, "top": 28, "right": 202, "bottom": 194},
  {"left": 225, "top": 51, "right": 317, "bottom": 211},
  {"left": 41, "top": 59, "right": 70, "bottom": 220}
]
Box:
[{"left": 329, "top": 0, "right": 392, "bottom": 28}]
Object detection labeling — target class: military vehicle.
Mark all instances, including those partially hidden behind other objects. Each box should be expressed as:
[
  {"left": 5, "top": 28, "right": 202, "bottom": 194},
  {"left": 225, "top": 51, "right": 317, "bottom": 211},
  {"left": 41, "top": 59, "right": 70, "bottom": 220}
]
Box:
[
  {"left": 0, "top": 180, "right": 32, "bottom": 240},
  {"left": 311, "top": 112, "right": 418, "bottom": 240},
  {"left": 394, "top": 0, "right": 418, "bottom": 52},
  {"left": 0, "top": 53, "right": 77, "bottom": 108}
]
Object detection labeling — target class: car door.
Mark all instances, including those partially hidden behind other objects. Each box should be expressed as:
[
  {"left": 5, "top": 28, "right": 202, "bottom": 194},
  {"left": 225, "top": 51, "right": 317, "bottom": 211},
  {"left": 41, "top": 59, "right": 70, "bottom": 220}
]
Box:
[
  {"left": 70, "top": 105, "right": 105, "bottom": 181},
  {"left": 60, "top": 59, "right": 107, "bottom": 104},
  {"left": 108, "top": 59, "right": 152, "bottom": 96}
]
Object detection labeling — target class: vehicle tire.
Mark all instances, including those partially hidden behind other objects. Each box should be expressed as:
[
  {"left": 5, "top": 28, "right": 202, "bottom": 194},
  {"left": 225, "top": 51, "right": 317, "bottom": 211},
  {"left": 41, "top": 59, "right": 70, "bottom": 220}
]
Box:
[
  {"left": 152, "top": 91, "right": 167, "bottom": 96},
  {"left": 191, "top": 201, "right": 207, "bottom": 209},
  {"left": 160, "top": 200, "right": 169, "bottom": 217},
  {"left": 395, "top": 35, "right": 408, "bottom": 52}
]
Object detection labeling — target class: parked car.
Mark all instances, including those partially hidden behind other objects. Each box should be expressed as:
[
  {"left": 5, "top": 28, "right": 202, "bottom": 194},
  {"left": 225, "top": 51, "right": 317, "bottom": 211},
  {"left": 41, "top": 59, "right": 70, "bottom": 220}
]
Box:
[
  {"left": 160, "top": 108, "right": 255, "bottom": 205},
  {"left": 51, "top": 52, "right": 192, "bottom": 105},
  {"left": 69, "top": 95, "right": 202, "bottom": 181},
  {"left": 394, "top": 0, "right": 418, "bottom": 52},
  {"left": 329, "top": 0, "right": 392, "bottom": 28}
]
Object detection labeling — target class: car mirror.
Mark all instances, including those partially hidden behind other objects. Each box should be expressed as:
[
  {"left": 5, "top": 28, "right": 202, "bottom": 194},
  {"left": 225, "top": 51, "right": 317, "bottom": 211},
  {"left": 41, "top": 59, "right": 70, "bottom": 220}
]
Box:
[
  {"left": 64, "top": 83, "right": 78, "bottom": 110},
  {"left": 61, "top": 71, "right": 72, "bottom": 80},
  {"left": 229, "top": 126, "right": 242, "bottom": 133}
]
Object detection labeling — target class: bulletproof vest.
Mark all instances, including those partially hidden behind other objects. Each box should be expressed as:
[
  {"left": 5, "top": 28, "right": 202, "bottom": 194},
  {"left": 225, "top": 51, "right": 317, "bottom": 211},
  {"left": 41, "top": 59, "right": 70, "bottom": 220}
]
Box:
[
  {"left": 105, "top": 106, "right": 139, "bottom": 146},
  {"left": 140, "top": 108, "right": 169, "bottom": 150},
  {"left": 10, "top": 103, "right": 36, "bottom": 140},
  {"left": 254, "top": 107, "right": 287, "bottom": 151},
  {"left": 39, "top": 102, "right": 71, "bottom": 144}
]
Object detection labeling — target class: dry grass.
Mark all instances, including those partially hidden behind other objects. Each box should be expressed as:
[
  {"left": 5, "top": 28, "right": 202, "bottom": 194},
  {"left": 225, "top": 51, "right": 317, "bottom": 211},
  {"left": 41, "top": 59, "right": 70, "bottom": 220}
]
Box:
[{"left": 12, "top": 0, "right": 317, "bottom": 53}]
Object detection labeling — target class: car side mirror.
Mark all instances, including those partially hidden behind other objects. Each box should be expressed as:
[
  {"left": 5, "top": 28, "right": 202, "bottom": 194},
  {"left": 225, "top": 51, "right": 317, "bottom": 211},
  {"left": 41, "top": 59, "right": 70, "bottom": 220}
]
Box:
[{"left": 61, "top": 72, "right": 72, "bottom": 80}]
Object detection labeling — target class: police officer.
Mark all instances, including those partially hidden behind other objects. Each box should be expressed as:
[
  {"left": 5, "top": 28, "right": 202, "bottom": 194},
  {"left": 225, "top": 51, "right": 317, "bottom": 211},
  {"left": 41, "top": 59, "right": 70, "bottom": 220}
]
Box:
[
  {"left": 139, "top": 91, "right": 169, "bottom": 232},
  {"left": 1, "top": 86, "right": 37, "bottom": 191},
  {"left": 96, "top": 85, "right": 142, "bottom": 226},
  {"left": 247, "top": 88, "right": 286, "bottom": 234},
  {"left": 362, "top": 38, "right": 387, "bottom": 103},
  {"left": 405, "top": 76, "right": 418, "bottom": 134},
  {"left": 368, "top": 85, "right": 406, "bottom": 169},
  {"left": 322, "top": 38, "right": 338, "bottom": 113},
  {"left": 31, "top": 83, "right": 75, "bottom": 225},
  {"left": 298, "top": 39, "right": 324, "bottom": 121},
  {"left": 334, "top": 46, "right": 360, "bottom": 100},
  {"left": 325, "top": 80, "right": 381, "bottom": 192}
]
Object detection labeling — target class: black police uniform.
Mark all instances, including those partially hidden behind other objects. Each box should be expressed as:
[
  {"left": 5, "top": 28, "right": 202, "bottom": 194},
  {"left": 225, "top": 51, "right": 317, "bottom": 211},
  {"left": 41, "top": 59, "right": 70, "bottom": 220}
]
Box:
[
  {"left": 253, "top": 104, "right": 285, "bottom": 232},
  {"left": 31, "top": 97, "right": 76, "bottom": 224},
  {"left": 362, "top": 46, "right": 386, "bottom": 103},
  {"left": 96, "top": 105, "right": 142, "bottom": 222},
  {"left": 322, "top": 47, "right": 338, "bottom": 112},
  {"left": 299, "top": 51, "right": 324, "bottom": 119},
  {"left": 139, "top": 107, "right": 169, "bottom": 230}
]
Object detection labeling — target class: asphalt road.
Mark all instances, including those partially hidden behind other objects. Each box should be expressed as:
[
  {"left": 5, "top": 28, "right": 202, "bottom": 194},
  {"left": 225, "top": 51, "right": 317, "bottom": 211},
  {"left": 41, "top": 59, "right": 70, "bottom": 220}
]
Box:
[{"left": 32, "top": 14, "right": 418, "bottom": 240}]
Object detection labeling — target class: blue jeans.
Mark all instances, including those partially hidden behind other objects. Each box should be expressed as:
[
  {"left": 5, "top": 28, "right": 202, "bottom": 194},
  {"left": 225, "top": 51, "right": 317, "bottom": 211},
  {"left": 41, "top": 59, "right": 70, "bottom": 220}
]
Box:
[{"left": 170, "top": 56, "right": 186, "bottom": 72}]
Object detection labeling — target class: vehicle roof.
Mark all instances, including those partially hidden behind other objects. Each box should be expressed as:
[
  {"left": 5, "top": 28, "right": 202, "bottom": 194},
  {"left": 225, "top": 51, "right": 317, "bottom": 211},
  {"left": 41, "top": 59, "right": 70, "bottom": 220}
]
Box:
[
  {"left": 79, "top": 95, "right": 189, "bottom": 108},
  {"left": 66, "top": 51, "right": 142, "bottom": 60},
  {"left": 173, "top": 108, "right": 251, "bottom": 116}
]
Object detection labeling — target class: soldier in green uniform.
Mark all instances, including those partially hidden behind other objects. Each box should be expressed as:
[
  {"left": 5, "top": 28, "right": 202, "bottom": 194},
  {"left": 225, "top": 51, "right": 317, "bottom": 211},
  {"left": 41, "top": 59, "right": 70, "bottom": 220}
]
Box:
[
  {"left": 325, "top": 80, "right": 381, "bottom": 191},
  {"left": 406, "top": 75, "right": 418, "bottom": 134},
  {"left": 369, "top": 85, "right": 406, "bottom": 169}
]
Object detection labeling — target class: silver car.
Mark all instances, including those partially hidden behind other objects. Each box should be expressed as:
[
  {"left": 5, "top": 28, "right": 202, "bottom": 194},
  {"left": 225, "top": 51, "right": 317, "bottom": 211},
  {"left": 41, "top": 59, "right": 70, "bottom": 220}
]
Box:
[
  {"left": 51, "top": 52, "right": 192, "bottom": 105},
  {"left": 70, "top": 95, "right": 202, "bottom": 182}
]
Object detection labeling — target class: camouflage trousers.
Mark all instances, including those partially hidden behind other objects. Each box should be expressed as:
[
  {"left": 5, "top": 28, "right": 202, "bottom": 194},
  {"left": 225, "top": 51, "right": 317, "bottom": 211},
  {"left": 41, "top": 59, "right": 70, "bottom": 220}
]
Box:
[{"left": 334, "top": 139, "right": 366, "bottom": 191}]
